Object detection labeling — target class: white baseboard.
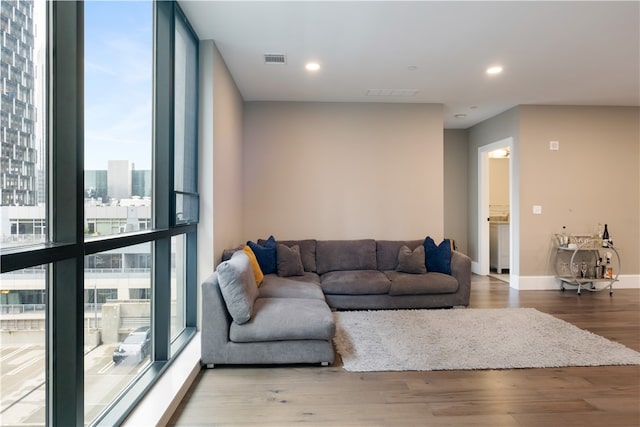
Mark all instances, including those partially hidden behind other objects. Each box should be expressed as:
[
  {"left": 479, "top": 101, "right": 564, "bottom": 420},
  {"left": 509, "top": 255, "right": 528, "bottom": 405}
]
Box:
[
  {"left": 513, "top": 275, "right": 640, "bottom": 290},
  {"left": 471, "top": 261, "right": 488, "bottom": 276}
]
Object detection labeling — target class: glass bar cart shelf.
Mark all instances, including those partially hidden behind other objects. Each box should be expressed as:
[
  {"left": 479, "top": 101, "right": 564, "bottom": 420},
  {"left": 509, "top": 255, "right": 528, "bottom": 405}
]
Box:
[{"left": 553, "top": 235, "right": 620, "bottom": 295}]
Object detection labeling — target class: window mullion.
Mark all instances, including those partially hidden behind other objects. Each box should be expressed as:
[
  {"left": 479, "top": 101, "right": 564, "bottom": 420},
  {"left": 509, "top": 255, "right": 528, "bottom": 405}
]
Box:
[
  {"left": 185, "top": 231, "right": 197, "bottom": 327},
  {"left": 152, "top": 0, "right": 175, "bottom": 362},
  {"left": 48, "top": 1, "right": 85, "bottom": 426}
]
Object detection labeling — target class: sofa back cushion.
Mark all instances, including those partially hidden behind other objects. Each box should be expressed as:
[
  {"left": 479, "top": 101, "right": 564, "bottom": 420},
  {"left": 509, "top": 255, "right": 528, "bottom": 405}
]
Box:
[
  {"left": 276, "top": 244, "right": 305, "bottom": 277},
  {"left": 274, "top": 239, "right": 317, "bottom": 272},
  {"left": 376, "top": 240, "right": 424, "bottom": 271},
  {"left": 247, "top": 236, "right": 277, "bottom": 274},
  {"left": 423, "top": 236, "right": 452, "bottom": 274},
  {"left": 316, "top": 239, "right": 377, "bottom": 274},
  {"left": 216, "top": 251, "right": 259, "bottom": 325},
  {"left": 396, "top": 245, "right": 427, "bottom": 274}
]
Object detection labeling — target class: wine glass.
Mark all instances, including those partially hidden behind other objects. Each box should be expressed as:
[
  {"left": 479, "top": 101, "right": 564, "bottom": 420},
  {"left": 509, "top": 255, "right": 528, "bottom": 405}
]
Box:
[
  {"left": 580, "top": 261, "right": 588, "bottom": 279},
  {"left": 561, "top": 262, "right": 569, "bottom": 277},
  {"left": 571, "top": 262, "right": 580, "bottom": 280}
]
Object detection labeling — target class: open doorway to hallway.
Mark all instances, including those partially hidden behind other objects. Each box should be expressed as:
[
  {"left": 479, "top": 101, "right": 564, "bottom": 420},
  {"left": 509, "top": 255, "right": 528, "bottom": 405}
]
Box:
[
  {"left": 488, "top": 147, "right": 510, "bottom": 284},
  {"left": 478, "top": 137, "right": 516, "bottom": 286}
]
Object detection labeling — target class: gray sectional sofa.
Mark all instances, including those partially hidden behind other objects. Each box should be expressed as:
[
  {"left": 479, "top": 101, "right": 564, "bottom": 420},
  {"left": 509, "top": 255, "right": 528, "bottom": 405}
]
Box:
[{"left": 201, "top": 238, "right": 471, "bottom": 367}]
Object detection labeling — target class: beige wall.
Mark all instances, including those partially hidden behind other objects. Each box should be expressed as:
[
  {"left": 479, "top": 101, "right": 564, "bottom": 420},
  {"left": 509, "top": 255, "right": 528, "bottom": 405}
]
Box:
[
  {"left": 469, "top": 105, "right": 639, "bottom": 282},
  {"left": 198, "top": 41, "right": 244, "bottom": 289},
  {"left": 490, "top": 158, "right": 509, "bottom": 208},
  {"left": 518, "top": 105, "right": 639, "bottom": 276},
  {"left": 468, "top": 108, "right": 520, "bottom": 264},
  {"left": 444, "top": 129, "right": 469, "bottom": 253},
  {"left": 242, "top": 102, "right": 444, "bottom": 241}
]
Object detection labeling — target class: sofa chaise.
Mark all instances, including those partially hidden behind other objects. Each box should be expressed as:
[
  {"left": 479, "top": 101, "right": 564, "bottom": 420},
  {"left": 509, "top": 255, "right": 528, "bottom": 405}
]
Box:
[{"left": 201, "top": 251, "right": 336, "bottom": 367}]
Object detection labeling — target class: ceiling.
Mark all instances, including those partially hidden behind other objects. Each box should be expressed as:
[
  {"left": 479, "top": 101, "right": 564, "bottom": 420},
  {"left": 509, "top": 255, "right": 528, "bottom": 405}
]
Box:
[{"left": 178, "top": 1, "right": 640, "bottom": 129}]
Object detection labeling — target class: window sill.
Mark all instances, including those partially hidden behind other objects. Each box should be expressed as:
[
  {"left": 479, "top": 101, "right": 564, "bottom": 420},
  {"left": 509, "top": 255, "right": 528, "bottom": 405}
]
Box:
[{"left": 121, "top": 332, "right": 201, "bottom": 426}]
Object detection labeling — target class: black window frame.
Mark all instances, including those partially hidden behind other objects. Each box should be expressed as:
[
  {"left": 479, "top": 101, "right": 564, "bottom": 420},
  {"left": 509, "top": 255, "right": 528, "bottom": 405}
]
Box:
[{"left": 0, "top": 1, "right": 199, "bottom": 425}]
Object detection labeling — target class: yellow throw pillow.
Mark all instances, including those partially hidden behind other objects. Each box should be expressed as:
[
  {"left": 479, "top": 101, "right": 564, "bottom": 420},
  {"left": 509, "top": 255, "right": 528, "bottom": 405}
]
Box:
[{"left": 243, "top": 245, "right": 264, "bottom": 286}]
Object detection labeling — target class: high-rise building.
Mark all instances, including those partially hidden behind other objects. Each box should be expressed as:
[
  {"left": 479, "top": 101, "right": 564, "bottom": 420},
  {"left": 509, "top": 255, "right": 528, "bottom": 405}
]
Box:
[
  {"left": 85, "top": 169, "right": 108, "bottom": 201},
  {"left": 1, "top": 0, "right": 37, "bottom": 206},
  {"left": 132, "top": 169, "right": 151, "bottom": 198},
  {"left": 107, "top": 160, "right": 132, "bottom": 201}
]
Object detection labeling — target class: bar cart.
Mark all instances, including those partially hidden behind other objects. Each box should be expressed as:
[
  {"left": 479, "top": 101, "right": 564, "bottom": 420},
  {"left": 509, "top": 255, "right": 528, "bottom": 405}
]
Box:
[{"left": 553, "top": 235, "right": 620, "bottom": 295}]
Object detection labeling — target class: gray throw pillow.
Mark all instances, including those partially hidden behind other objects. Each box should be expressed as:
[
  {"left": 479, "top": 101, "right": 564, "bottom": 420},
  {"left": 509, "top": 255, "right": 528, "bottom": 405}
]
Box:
[
  {"left": 277, "top": 244, "right": 305, "bottom": 277},
  {"left": 216, "top": 251, "right": 259, "bottom": 324},
  {"left": 396, "top": 245, "right": 427, "bottom": 274}
]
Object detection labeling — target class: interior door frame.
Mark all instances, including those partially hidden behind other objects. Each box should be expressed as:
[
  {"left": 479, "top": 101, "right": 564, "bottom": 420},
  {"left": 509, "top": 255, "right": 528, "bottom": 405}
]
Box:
[{"left": 477, "top": 137, "right": 518, "bottom": 287}]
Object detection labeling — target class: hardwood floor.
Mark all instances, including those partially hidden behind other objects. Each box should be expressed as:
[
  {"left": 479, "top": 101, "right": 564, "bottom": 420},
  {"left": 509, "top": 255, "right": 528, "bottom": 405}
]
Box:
[{"left": 168, "top": 275, "right": 640, "bottom": 427}]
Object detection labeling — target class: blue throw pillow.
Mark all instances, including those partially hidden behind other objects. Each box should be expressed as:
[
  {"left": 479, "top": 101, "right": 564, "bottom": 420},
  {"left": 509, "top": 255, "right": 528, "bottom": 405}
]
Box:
[
  {"left": 247, "top": 235, "right": 277, "bottom": 274},
  {"left": 423, "top": 236, "right": 452, "bottom": 274}
]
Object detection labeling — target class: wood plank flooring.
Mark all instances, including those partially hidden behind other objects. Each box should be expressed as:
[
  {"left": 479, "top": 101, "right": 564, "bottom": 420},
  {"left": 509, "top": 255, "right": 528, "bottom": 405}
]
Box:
[{"left": 168, "top": 275, "right": 640, "bottom": 427}]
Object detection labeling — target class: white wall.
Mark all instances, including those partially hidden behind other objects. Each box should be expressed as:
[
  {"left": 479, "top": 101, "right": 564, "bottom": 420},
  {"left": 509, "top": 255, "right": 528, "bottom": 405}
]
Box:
[
  {"left": 242, "top": 102, "right": 444, "bottom": 241},
  {"left": 197, "top": 41, "right": 215, "bottom": 293},
  {"left": 197, "top": 41, "right": 244, "bottom": 289}
]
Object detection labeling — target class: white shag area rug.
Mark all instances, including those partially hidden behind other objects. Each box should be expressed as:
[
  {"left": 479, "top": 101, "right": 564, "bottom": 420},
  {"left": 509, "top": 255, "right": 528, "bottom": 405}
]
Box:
[{"left": 333, "top": 308, "right": 640, "bottom": 372}]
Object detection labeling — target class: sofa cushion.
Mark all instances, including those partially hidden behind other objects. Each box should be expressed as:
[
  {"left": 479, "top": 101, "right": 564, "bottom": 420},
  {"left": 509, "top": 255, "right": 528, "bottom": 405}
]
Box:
[
  {"left": 285, "top": 271, "right": 321, "bottom": 285},
  {"left": 316, "top": 239, "right": 377, "bottom": 274},
  {"left": 247, "top": 236, "right": 277, "bottom": 274},
  {"left": 376, "top": 240, "right": 424, "bottom": 271},
  {"left": 258, "top": 275, "right": 325, "bottom": 300},
  {"left": 321, "top": 270, "right": 391, "bottom": 295},
  {"left": 396, "top": 245, "right": 427, "bottom": 274},
  {"left": 423, "top": 236, "right": 452, "bottom": 274},
  {"left": 216, "top": 251, "right": 259, "bottom": 324},
  {"left": 229, "top": 298, "right": 335, "bottom": 343},
  {"left": 277, "top": 244, "right": 305, "bottom": 277},
  {"left": 385, "top": 271, "right": 459, "bottom": 295},
  {"left": 242, "top": 245, "right": 264, "bottom": 286},
  {"left": 273, "top": 239, "right": 317, "bottom": 272}
]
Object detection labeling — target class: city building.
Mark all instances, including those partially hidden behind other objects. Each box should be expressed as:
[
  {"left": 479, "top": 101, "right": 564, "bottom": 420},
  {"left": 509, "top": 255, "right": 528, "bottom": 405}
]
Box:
[
  {"left": 107, "top": 160, "right": 132, "bottom": 201},
  {"left": 84, "top": 169, "right": 107, "bottom": 201},
  {"left": 131, "top": 168, "right": 151, "bottom": 198},
  {"left": 0, "top": 0, "right": 37, "bottom": 206}
]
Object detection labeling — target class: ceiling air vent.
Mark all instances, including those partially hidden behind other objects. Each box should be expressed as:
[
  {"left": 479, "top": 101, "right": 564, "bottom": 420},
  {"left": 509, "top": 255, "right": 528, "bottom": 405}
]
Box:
[
  {"left": 366, "top": 89, "right": 419, "bottom": 97},
  {"left": 264, "top": 54, "right": 286, "bottom": 64}
]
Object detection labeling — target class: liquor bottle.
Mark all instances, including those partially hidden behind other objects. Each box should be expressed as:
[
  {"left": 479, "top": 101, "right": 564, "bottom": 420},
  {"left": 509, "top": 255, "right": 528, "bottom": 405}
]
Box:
[
  {"left": 604, "top": 256, "right": 613, "bottom": 279},
  {"left": 602, "top": 224, "right": 609, "bottom": 247},
  {"left": 561, "top": 226, "right": 568, "bottom": 247}
]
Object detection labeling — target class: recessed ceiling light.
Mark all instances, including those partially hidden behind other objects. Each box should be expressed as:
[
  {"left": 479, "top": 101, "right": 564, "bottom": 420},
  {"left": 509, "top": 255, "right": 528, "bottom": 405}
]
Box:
[
  {"left": 305, "top": 62, "right": 320, "bottom": 72},
  {"left": 486, "top": 65, "right": 503, "bottom": 75}
]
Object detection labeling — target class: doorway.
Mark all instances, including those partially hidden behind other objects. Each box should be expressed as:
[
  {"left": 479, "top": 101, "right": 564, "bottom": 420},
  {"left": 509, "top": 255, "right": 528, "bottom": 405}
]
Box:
[{"left": 477, "top": 137, "right": 519, "bottom": 288}]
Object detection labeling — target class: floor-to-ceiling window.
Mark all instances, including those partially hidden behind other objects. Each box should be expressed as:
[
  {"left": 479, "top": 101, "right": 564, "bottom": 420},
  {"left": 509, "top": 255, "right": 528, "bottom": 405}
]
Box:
[
  {"left": 1, "top": 0, "right": 47, "bottom": 424},
  {"left": 0, "top": 1, "right": 198, "bottom": 426}
]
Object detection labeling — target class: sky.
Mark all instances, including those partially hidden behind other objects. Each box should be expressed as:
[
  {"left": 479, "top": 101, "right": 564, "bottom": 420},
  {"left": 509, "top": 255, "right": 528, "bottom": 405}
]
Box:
[{"left": 84, "top": 1, "right": 153, "bottom": 170}]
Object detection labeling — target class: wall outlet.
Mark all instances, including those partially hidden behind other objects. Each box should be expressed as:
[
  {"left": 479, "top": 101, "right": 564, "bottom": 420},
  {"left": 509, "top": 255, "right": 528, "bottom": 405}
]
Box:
[
  {"left": 549, "top": 140, "right": 559, "bottom": 150},
  {"left": 533, "top": 205, "right": 542, "bottom": 214}
]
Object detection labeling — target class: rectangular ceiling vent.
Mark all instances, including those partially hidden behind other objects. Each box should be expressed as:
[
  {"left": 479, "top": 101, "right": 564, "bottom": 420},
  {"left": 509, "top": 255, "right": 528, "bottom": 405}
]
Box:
[
  {"left": 264, "top": 54, "right": 286, "bottom": 64},
  {"left": 366, "top": 89, "right": 419, "bottom": 97}
]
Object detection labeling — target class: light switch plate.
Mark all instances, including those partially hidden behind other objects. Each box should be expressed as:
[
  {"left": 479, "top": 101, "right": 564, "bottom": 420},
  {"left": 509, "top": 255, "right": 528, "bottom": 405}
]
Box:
[
  {"left": 549, "top": 140, "right": 559, "bottom": 150},
  {"left": 533, "top": 205, "right": 542, "bottom": 214}
]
